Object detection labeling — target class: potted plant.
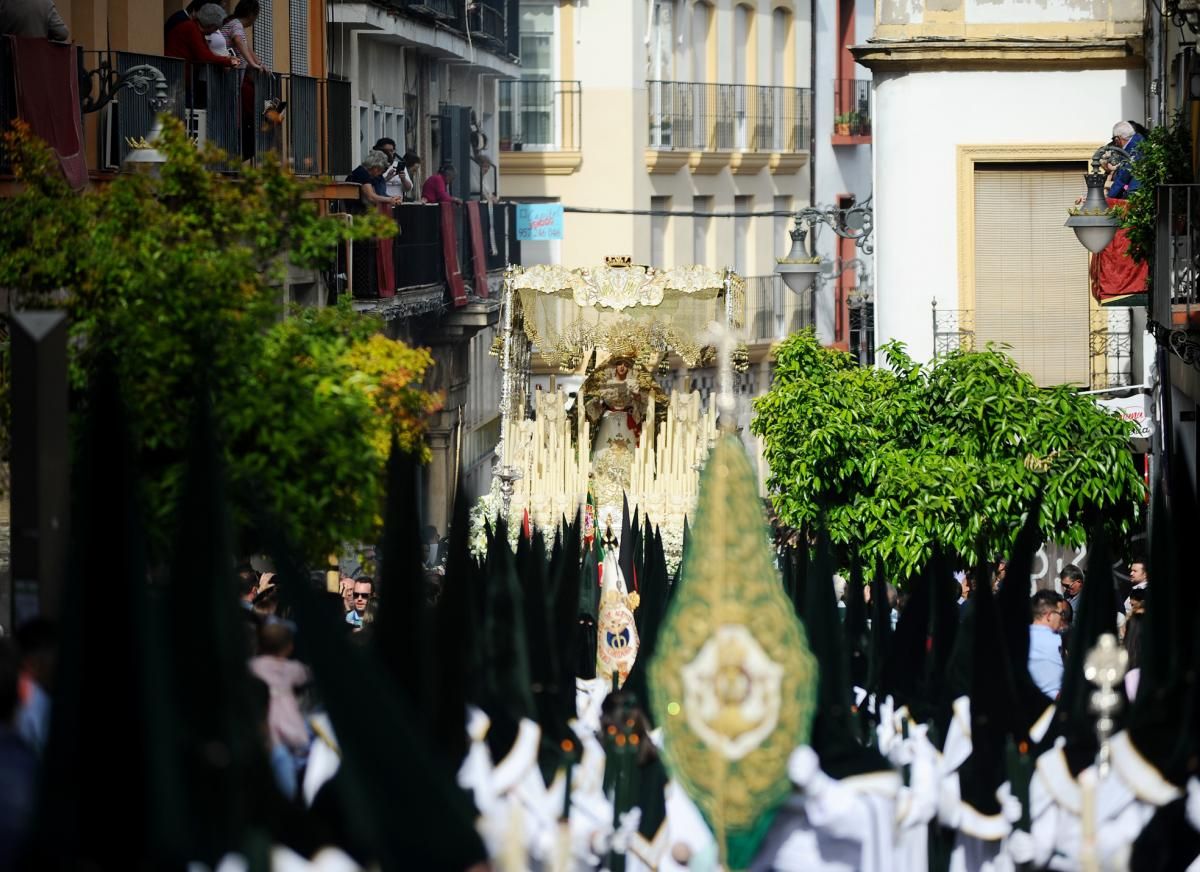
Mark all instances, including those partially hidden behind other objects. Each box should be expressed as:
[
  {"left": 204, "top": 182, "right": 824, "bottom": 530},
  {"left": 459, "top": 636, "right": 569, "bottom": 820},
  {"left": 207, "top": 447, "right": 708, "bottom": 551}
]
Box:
[{"left": 834, "top": 113, "right": 851, "bottom": 136}]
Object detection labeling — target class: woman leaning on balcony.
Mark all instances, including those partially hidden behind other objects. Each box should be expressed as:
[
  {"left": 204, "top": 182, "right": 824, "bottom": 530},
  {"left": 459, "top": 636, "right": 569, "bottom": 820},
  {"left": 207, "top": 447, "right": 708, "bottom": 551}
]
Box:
[
  {"left": 221, "top": 0, "right": 265, "bottom": 73},
  {"left": 346, "top": 151, "right": 404, "bottom": 214}
]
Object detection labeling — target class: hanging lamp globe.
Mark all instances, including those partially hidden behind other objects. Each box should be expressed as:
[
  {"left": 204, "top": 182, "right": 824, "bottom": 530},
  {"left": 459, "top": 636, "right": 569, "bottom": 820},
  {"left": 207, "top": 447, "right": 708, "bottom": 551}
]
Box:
[
  {"left": 776, "top": 225, "right": 824, "bottom": 295},
  {"left": 1066, "top": 171, "right": 1120, "bottom": 254}
]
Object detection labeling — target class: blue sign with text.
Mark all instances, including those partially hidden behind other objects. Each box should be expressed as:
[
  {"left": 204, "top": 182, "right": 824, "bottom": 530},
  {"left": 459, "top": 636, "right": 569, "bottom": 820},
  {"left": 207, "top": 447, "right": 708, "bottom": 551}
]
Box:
[{"left": 516, "top": 203, "right": 564, "bottom": 241}]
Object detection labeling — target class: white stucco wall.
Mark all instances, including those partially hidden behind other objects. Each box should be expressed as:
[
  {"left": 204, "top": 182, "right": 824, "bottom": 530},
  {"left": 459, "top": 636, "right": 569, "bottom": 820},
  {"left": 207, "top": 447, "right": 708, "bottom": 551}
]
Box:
[{"left": 872, "top": 67, "right": 1144, "bottom": 362}]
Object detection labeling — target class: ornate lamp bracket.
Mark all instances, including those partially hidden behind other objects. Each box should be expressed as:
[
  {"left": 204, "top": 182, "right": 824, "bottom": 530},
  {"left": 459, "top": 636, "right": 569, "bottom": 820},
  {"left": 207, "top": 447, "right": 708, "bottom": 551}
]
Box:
[
  {"left": 81, "top": 58, "right": 171, "bottom": 115},
  {"left": 792, "top": 199, "right": 875, "bottom": 255}
]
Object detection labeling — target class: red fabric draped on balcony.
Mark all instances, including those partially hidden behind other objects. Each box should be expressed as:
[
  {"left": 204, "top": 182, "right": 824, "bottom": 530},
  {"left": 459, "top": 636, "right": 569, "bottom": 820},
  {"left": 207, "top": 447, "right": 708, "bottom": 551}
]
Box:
[
  {"left": 373, "top": 203, "right": 395, "bottom": 298},
  {"left": 9, "top": 36, "right": 86, "bottom": 191},
  {"left": 465, "top": 201, "right": 489, "bottom": 299},
  {"left": 440, "top": 202, "right": 467, "bottom": 307},
  {"left": 1091, "top": 198, "right": 1148, "bottom": 303}
]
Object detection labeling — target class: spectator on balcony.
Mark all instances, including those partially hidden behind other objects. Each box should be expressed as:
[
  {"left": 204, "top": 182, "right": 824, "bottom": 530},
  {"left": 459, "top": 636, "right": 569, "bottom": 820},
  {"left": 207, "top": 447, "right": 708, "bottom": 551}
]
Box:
[
  {"left": 422, "top": 163, "right": 462, "bottom": 206},
  {"left": 1108, "top": 120, "right": 1145, "bottom": 200},
  {"left": 375, "top": 138, "right": 412, "bottom": 201},
  {"left": 471, "top": 150, "right": 499, "bottom": 206},
  {"left": 165, "top": 3, "right": 241, "bottom": 69},
  {"left": 0, "top": 0, "right": 68, "bottom": 40},
  {"left": 345, "top": 150, "right": 402, "bottom": 214},
  {"left": 165, "top": 0, "right": 204, "bottom": 40},
  {"left": 221, "top": 0, "right": 265, "bottom": 73},
  {"left": 402, "top": 152, "right": 423, "bottom": 202},
  {"left": 204, "top": 17, "right": 232, "bottom": 59}
]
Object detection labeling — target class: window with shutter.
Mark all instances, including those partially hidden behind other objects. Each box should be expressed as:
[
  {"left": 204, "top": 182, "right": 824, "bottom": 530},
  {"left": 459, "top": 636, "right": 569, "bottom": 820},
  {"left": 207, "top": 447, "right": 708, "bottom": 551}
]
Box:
[
  {"left": 973, "top": 164, "right": 1091, "bottom": 387},
  {"left": 289, "top": 0, "right": 309, "bottom": 75},
  {"left": 253, "top": 4, "right": 274, "bottom": 72}
]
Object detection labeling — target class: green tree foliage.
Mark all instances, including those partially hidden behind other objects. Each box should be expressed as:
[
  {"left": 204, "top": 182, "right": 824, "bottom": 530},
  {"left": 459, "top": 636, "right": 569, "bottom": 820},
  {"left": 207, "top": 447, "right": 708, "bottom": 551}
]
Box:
[
  {"left": 1122, "top": 115, "right": 1193, "bottom": 263},
  {"left": 0, "top": 118, "right": 439, "bottom": 560},
  {"left": 751, "top": 331, "right": 1144, "bottom": 575}
]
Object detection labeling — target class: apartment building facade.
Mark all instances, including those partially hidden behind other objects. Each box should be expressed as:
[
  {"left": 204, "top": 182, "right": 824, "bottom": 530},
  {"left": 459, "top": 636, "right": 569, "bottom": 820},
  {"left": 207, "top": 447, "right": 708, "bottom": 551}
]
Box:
[
  {"left": 0, "top": 0, "right": 521, "bottom": 535},
  {"left": 855, "top": 0, "right": 1146, "bottom": 393}
]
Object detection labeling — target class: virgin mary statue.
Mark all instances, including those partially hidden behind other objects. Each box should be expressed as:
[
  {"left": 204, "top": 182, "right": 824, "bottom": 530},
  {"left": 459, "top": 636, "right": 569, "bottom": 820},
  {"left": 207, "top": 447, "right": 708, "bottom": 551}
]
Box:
[{"left": 583, "top": 357, "right": 648, "bottom": 503}]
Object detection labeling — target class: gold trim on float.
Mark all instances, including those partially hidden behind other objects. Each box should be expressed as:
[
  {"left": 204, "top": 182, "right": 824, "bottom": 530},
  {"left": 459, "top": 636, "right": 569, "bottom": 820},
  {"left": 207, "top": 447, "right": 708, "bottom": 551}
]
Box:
[
  {"left": 500, "top": 150, "right": 583, "bottom": 176},
  {"left": 645, "top": 149, "right": 691, "bottom": 174}
]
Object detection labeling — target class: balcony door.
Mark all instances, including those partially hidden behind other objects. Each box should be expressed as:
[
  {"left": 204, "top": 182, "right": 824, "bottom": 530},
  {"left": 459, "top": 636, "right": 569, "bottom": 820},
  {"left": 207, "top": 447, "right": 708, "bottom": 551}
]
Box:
[
  {"left": 973, "top": 163, "right": 1091, "bottom": 386},
  {"left": 505, "top": 2, "right": 555, "bottom": 149},
  {"left": 731, "top": 3, "right": 752, "bottom": 150}
]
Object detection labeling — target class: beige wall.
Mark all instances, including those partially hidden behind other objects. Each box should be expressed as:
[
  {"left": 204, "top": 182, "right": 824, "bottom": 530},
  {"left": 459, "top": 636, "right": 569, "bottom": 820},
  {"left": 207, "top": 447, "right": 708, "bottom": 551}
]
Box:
[
  {"left": 875, "top": 0, "right": 1143, "bottom": 40},
  {"left": 501, "top": 0, "right": 811, "bottom": 276}
]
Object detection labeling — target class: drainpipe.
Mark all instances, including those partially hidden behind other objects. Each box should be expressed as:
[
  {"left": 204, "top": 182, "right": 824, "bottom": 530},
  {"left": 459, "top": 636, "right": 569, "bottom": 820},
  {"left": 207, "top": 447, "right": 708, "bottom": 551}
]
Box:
[
  {"left": 1146, "top": 0, "right": 1164, "bottom": 126},
  {"left": 809, "top": 0, "right": 817, "bottom": 207}
]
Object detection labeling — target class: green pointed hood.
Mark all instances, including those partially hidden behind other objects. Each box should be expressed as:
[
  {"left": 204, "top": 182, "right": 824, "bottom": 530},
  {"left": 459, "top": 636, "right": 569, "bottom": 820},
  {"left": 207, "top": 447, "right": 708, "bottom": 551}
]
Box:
[
  {"left": 805, "top": 532, "right": 889, "bottom": 778},
  {"left": 374, "top": 443, "right": 431, "bottom": 714},
  {"left": 483, "top": 517, "right": 537, "bottom": 724},
  {"left": 843, "top": 558, "right": 869, "bottom": 691},
  {"left": 165, "top": 392, "right": 276, "bottom": 866},
  {"left": 1053, "top": 520, "right": 1118, "bottom": 772},
  {"left": 32, "top": 364, "right": 188, "bottom": 868},
  {"left": 430, "top": 483, "right": 478, "bottom": 767},
  {"left": 623, "top": 525, "right": 670, "bottom": 724}
]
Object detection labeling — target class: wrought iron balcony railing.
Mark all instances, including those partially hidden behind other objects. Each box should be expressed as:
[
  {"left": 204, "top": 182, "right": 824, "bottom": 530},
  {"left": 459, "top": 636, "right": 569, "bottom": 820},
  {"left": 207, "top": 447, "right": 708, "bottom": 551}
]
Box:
[
  {"left": 932, "top": 302, "right": 1130, "bottom": 390},
  {"left": 0, "top": 48, "right": 353, "bottom": 178},
  {"left": 647, "top": 81, "right": 812, "bottom": 152},
  {"left": 832, "top": 78, "right": 871, "bottom": 139},
  {"left": 348, "top": 201, "right": 522, "bottom": 300},
  {"left": 931, "top": 301, "right": 976, "bottom": 357},
  {"left": 362, "top": 0, "right": 519, "bottom": 58},
  {"left": 744, "top": 275, "right": 814, "bottom": 344},
  {"left": 467, "top": 0, "right": 508, "bottom": 45},
  {"left": 498, "top": 80, "right": 581, "bottom": 151},
  {"left": 1154, "top": 185, "right": 1200, "bottom": 327},
  {"left": 1090, "top": 308, "right": 1135, "bottom": 390}
]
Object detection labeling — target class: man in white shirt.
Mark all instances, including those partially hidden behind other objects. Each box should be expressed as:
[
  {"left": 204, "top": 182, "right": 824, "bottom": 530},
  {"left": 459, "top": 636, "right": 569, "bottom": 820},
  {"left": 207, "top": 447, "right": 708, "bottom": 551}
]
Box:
[
  {"left": 1028, "top": 589, "right": 1065, "bottom": 698},
  {"left": 1124, "top": 556, "right": 1147, "bottom": 616}
]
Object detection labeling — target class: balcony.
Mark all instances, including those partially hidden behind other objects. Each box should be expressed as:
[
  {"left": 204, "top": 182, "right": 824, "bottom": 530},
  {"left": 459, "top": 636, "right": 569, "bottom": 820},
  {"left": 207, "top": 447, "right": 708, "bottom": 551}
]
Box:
[
  {"left": 347, "top": 201, "right": 521, "bottom": 306},
  {"left": 0, "top": 46, "right": 353, "bottom": 180},
  {"left": 646, "top": 81, "right": 812, "bottom": 175},
  {"left": 1152, "top": 184, "right": 1200, "bottom": 383},
  {"left": 467, "top": 0, "right": 509, "bottom": 48},
  {"left": 744, "top": 275, "right": 814, "bottom": 345},
  {"left": 931, "top": 302, "right": 1135, "bottom": 391},
  {"left": 342, "top": 0, "right": 520, "bottom": 62},
  {"left": 832, "top": 79, "right": 871, "bottom": 145},
  {"left": 497, "top": 80, "right": 582, "bottom": 175}
]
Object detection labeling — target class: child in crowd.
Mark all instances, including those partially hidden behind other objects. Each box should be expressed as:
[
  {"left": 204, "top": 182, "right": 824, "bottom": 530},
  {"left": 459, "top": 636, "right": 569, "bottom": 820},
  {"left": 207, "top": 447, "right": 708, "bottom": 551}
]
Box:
[{"left": 249, "top": 623, "right": 312, "bottom": 788}]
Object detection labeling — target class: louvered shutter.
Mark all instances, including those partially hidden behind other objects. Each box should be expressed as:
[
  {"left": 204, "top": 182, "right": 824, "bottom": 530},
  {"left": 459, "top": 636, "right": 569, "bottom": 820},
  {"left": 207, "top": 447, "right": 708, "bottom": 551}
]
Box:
[{"left": 973, "top": 165, "right": 1091, "bottom": 387}]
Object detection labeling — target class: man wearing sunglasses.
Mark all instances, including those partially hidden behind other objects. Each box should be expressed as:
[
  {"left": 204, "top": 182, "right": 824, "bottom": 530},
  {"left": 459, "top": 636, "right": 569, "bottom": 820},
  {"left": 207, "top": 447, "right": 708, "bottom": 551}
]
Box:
[{"left": 345, "top": 578, "right": 374, "bottom": 629}]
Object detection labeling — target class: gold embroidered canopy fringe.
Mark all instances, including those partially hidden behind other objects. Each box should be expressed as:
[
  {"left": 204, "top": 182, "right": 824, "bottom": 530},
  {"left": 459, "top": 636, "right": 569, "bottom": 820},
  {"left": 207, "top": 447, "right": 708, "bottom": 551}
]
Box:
[{"left": 507, "top": 263, "right": 746, "bottom": 369}]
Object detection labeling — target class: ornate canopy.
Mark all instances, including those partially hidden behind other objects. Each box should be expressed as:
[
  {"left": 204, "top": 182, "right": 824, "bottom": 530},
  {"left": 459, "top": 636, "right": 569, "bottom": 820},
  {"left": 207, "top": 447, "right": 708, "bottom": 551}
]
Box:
[{"left": 506, "top": 263, "right": 745, "bottom": 369}]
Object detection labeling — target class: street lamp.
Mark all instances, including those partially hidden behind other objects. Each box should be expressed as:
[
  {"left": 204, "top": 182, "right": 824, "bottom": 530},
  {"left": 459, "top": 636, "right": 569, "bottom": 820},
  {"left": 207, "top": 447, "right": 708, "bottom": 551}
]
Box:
[
  {"left": 775, "top": 224, "right": 823, "bottom": 295},
  {"left": 776, "top": 198, "right": 874, "bottom": 295},
  {"left": 1065, "top": 143, "right": 1133, "bottom": 254}
]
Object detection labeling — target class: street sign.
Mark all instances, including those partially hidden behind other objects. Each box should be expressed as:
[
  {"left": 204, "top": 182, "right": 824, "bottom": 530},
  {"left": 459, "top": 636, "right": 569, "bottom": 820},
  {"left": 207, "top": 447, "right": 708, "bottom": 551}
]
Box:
[
  {"left": 515, "top": 203, "right": 564, "bottom": 241},
  {"left": 1097, "top": 393, "right": 1150, "bottom": 440}
]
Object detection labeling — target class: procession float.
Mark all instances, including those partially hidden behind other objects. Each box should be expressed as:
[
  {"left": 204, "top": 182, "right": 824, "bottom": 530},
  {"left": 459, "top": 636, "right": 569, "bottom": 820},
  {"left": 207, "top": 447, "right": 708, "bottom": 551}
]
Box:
[{"left": 485, "top": 257, "right": 747, "bottom": 564}]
